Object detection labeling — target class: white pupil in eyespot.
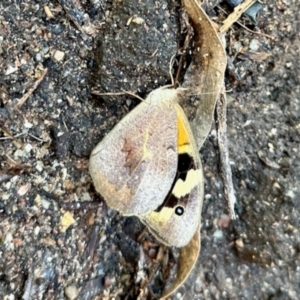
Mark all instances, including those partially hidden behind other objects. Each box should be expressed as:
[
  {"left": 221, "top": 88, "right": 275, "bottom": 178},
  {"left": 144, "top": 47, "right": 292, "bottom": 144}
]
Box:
[{"left": 175, "top": 206, "right": 184, "bottom": 216}]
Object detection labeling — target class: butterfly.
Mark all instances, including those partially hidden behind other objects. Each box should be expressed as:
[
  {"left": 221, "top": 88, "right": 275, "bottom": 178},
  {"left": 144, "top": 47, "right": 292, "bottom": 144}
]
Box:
[{"left": 89, "top": 87, "right": 203, "bottom": 247}]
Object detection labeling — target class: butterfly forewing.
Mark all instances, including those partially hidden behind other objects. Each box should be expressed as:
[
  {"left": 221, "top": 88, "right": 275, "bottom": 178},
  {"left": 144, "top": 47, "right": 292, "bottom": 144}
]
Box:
[{"left": 89, "top": 88, "right": 181, "bottom": 215}]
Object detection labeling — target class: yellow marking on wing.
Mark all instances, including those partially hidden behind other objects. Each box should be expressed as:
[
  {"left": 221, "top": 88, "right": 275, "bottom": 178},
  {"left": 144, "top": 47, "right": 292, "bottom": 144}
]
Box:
[
  {"left": 146, "top": 207, "right": 174, "bottom": 224},
  {"left": 172, "top": 169, "right": 202, "bottom": 198},
  {"left": 177, "top": 115, "right": 189, "bottom": 147},
  {"left": 177, "top": 144, "right": 192, "bottom": 154},
  {"left": 177, "top": 115, "right": 193, "bottom": 154},
  {"left": 142, "top": 131, "right": 153, "bottom": 160}
]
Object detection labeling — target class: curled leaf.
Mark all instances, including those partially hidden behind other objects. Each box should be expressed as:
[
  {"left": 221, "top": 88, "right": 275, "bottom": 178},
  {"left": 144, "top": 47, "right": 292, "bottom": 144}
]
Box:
[
  {"left": 181, "top": 0, "right": 227, "bottom": 150},
  {"left": 161, "top": 227, "right": 200, "bottom": 299}
]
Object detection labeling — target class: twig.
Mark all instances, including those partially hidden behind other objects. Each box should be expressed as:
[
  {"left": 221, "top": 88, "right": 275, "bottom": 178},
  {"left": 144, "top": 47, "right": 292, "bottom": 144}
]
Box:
[
  {"left": 59, "top": 0, "right": 85, "bottom": 34},
  {"left": 174, "top": 10, "right": 194, "bottom": 86},
  {"left": 219, "top": 0, "right": 256, "bottom": 34},
  {"left": 15, "top": 68, "right": 48, "bottom": 110},
  {"left": 216, "top": 91, "right": 237, "bottom": 219},
  {"left": 91, "top": 90, "right": 146, "bottom": 103},
  {"left": 28, "top": 133, "right": 49, "bottom": 143},
  {"left": 0, "top": 126, "right": 24, "bottom": 147},
  {"left": 58, "top": 0, "right": 93, "bottom": 44},
  {"left": 217, "top": 5, "right": 277, "bottom": 40},
  {"left": 233, "top": 20, "right": 276, "bottom": 41}
]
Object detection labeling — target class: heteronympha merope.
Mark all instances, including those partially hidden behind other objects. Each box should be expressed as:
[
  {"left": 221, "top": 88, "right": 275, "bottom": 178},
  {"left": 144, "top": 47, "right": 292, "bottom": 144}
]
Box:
[{"left": 89, "top": 87, "right": 204, "bottom": 247}]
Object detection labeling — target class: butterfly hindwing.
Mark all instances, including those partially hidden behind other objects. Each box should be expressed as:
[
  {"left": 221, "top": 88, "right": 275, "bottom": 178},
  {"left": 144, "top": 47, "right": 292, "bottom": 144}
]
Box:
[{"left": 140, "top": 104, "right": 204, "bottom": 247}]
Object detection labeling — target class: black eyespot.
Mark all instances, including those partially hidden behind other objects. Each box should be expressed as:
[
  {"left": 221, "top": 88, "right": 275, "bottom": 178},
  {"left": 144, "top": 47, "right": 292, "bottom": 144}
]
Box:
[{"left": 175, "top": 206, "right": 184, "bottom": 216}]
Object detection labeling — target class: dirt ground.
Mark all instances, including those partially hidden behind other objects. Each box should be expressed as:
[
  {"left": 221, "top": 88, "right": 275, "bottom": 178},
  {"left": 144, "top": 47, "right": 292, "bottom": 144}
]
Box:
[{"left": 0, "top": 0, "right": 299, "bottom": 299}]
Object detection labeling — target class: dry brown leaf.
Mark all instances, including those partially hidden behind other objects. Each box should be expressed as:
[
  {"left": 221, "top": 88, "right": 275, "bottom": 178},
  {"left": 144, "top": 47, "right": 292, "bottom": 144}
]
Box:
[
  {"left": 158, "top": 0, "right": 227, "bottom": 296},
  {"left": 161, "top": 227, "right": 200, "bottom": 299},
  {"left": 238, "top": 51, "right": 271, "bottom": 61},
  {"left": 181, "top": 0, "right": 227, "bottom": 150}
]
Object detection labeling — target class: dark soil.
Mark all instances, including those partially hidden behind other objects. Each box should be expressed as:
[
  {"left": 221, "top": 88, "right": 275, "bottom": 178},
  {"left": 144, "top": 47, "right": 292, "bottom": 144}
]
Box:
[{"left": 0, "top": 0, "right": 299, "bottom": 299}]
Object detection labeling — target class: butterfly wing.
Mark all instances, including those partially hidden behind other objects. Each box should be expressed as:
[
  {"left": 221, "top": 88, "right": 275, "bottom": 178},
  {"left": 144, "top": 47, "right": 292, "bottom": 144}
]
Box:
[
  {"left": 89, "top": 88, "right": 180, "bottom": 215},
  {"left": 140, "top": 103, "right": 204, "bottom": 247}
]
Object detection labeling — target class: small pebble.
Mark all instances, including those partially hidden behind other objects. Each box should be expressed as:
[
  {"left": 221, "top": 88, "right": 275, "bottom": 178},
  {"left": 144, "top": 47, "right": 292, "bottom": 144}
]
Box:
[
  {"left": 65, "top": 285, "right": 79, "bottom": 300},
  {"left": 249, "top": 39, "right": 260, "bottom": 51},
  {"left": 126, "top": 99, "right": 132, "bottom": 106},
  {"left": 218, "top": 214, "right": 230, "bottom": 228},
  {"left": 53, "top": 50, "right": 65, "bottom": 62},
  {"left": 41, "top": 199, "right": 51, "bottom": 210},
  {"left": 36, "top": 161, "right": 44, "bottom": 172},
  {"left": 233, "top": 41, "right": 242, "bottom": 52},
  {"left": 34, "top": 194, "right": 41, "bottom": 207},
  {"left": 24, "top": 121, "right": 33, "bottom": 128},
  {"left": 5, "top": 232, "right": 13, "bottom": 243},
  {"left": 194, "top": 276, "right": 203, "bottom": 293},
  {"left": 34, "top": 226, "right": 40, "bottom": 235},
  {"left": 5, "top": 64, "right": 18, "bottom": 75},
  {"left": 205, "top": 194, "right": 212, "bottom": 200},
  {"left": 213, "top": 229, "right": 223, "bottom": 240},
  {"left": 35, "top": 53, "right": 42, "bottom": 61},
  {"left": 24, "top": 143, "right": 33, "bottom": 153}
]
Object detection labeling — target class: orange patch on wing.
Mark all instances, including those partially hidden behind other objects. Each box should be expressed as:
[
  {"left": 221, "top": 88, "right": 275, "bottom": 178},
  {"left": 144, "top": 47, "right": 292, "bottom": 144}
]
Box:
[{"left": 177, "top": 115, "right": 192, "bottom": 154}]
